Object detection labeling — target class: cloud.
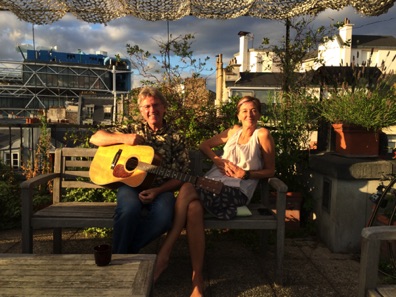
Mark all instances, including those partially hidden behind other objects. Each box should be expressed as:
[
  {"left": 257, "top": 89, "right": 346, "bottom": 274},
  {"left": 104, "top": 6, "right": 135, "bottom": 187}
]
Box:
[{"left": 0, "top": 5, "right": 396, "bottom": 90}]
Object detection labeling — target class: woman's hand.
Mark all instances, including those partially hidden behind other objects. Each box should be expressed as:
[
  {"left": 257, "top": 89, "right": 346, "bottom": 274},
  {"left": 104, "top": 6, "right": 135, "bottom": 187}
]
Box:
[{"left": 215, "top": 159, "right": 244, "bottom": 179}]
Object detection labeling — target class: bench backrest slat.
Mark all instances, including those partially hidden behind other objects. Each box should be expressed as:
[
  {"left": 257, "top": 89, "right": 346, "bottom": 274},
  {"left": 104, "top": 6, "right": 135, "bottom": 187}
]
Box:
[
  {"left": 53, "top": 148, "right": 99, "bottom": 202},
  {"left": 63, "top": 171, "right": 90, "bottom": 178},
  {"left": 62, "top": 180, "right": 103, "bottom": 189}
]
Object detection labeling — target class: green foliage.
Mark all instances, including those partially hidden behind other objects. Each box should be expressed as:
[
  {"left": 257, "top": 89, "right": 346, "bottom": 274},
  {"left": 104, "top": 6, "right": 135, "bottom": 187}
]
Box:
[
  {"left": 63, "top": 125, "right": 97, "bottom": 148},
  {"left": 261, "top": 16, "right": 337, "bottom": 91},
  {"left": 124, "top": 33, "right": 226, "bottom": 149},
  {"left": 84, "top": 227, "right": 112, "bottom": 238},
  {"left": 126, "top": 33, "right": 212, "bottom": 86},
  {"left": 64, "top": 185, "right": 116, "bottom": 203},
  {"left": 63, "top": 181, "right": 116, "bottom": 237},
  {"left": 0, "top": 163, "right": 21, "bottom": 229},
  {"left": 173, "top": 95, "right": 241, "bottom": 148},
  {"left": 32, "top": 192, "right": 52, "bottom": 210},
  {"left": 268, "top": 91, "right": 320, "bottom": 192},
  {"left": 379, "top": 259, "right": 396, "bottom": 284},
  {"left": 321, "top": 80, "right": 396, "bottom": 131},
  {"left": 0, "top": 162, "right": 49, "bottom": 230},
  {"left": 21, "top": 116, "right": 52, "bottom": 180},
  {"left": 0, "top": 117, "right": 53, "bottom": 230},
  {"left": 121, "top": 87, "right": 240, "bottom": 149}
]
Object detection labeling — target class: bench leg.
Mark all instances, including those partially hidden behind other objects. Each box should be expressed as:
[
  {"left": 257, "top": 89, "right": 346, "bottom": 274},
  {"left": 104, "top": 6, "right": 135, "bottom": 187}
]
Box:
[
  {"left": 275, "top": 226, "right": 285, "bottom": 285},
  {"left": 260, "top": 229, "right": 283, "bottom": 285},
  {"left": 276, "top": 231, "right": 285, "bottom": 285},
  {"left": 21, "top": 191, "right": 33, "bottom": 253},
  {"left": 22, "top": 225, "right": 33, "bottom": 253},
  {"left": 259, "top": 230, "right": 269, "bottom": 255},
  {"left": 53, "top": 228, "right": 62, "bottom": 254}
]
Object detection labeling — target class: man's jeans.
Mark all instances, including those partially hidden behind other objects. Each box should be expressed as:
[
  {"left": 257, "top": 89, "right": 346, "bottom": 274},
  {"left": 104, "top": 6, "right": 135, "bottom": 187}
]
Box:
[{"left": 112, "top": 185, "right": 175, "bottom": 253}]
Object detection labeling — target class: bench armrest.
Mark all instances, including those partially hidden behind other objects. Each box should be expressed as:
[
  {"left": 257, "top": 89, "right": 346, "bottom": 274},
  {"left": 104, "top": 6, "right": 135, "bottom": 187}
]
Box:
[
  {"left": 21, "top": 172, "right": 60, "bottom": 190},
  {"left": 268, "top": 177, "right": 288, "bottom": 223},
  {"left": 361, "top": 226, "right": 396, "bottom": 241},
  {"left": 21, "top": 173, "right": 60, "bottom": 220},
  {"left": 358, "top": 226, "right": 396, "bottom": 296},
  {"left": 21, "top": 172, "right": 60, "bottom": 253},
  {"left": 268, "top": 177, "right": 288, "bottom": 193}
]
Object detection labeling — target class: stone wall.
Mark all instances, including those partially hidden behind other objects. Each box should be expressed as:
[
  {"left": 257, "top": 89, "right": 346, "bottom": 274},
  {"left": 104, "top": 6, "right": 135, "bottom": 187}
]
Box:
[{"left": 309, "top": 153, "right": 395, "bottom": 252}]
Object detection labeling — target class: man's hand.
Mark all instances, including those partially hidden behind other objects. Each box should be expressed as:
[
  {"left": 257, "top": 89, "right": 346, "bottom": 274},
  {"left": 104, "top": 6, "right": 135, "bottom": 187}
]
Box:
[{"left": 138, "top": 188, "right": 159, "bottom": 204}]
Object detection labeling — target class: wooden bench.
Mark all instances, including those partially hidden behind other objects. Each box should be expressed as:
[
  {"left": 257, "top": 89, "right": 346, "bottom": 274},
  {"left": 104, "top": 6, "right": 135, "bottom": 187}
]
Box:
[
  {"left": 358, "top": 226, "right": 396, "bottom": 297},
  {"left": 21, "top": 147, "right": 287, "bottom": 283}
]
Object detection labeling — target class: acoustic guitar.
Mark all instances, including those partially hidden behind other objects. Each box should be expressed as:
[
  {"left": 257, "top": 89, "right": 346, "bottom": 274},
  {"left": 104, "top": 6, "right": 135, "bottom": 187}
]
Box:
[{"left": 89, "top": 144, "right": 223, "bottom": 194}]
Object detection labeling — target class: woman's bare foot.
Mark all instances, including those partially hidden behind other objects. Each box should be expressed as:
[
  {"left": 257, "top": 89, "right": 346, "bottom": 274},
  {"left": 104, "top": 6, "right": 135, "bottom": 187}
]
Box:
[
  {"left": 153, "top": 255, "right": 169, "bottom": 283},
  {"left": 190, "top": 275, "right": 204, "bottom": 297}
]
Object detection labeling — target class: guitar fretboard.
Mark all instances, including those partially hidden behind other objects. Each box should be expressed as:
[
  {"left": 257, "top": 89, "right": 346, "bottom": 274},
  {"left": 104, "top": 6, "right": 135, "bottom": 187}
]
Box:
[{"left": 137, "top": 162, "right": 198, "bottom": 184}]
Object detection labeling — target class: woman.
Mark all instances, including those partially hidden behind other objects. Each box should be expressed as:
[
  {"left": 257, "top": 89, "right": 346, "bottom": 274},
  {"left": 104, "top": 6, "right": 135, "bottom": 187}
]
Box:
[{"left": 154, "top": 96, "right": 276, "bottom": 297}]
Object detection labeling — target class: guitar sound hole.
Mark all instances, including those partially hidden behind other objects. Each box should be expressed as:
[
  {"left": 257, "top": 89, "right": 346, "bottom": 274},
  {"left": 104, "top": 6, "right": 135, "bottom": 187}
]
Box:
[{"left": 125, "top": 157, "right": 138, "bottom": 171}]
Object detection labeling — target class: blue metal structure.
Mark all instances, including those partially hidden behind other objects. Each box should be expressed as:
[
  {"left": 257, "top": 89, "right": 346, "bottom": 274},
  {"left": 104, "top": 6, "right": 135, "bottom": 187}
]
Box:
[
  {"left": 24, "top": 49, "right": 132, "bottom": 91},
  {"left": 0, "top": 48, "right": 133, "bottom": 118}
]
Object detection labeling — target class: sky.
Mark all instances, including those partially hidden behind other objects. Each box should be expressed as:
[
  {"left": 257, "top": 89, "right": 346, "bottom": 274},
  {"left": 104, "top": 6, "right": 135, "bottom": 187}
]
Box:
[{"left": 1, "top": 5, "right": 396, "bottom": 91}]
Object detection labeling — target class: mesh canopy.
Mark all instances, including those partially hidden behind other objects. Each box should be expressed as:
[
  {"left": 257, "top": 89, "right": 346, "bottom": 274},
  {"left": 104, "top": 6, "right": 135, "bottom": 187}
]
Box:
[{"left": 0, "top": 0, "right": 394, "bottom": 25}]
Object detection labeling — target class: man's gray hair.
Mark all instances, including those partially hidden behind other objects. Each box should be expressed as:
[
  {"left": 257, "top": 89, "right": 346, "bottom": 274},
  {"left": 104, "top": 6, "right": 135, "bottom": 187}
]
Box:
[{"left": 138, "top": 87, "right": 168, "bottom": 107}]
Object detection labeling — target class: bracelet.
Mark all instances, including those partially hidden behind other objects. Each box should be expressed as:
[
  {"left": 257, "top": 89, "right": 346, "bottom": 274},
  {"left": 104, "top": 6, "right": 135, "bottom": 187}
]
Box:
[{"left": 242, "top": 170, "right": 250, "bottom": 180}]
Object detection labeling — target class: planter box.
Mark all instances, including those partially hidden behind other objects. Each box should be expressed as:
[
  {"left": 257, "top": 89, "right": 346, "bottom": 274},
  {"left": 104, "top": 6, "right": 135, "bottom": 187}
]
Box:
[{"left": 332, "top": 123, "right": 379, "bottom": 157}]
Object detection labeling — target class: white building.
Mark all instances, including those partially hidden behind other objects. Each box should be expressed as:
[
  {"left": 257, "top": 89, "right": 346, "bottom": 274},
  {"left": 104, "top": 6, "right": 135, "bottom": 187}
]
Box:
[
  {"left": 231, "top": 31, "right": 281, "bottom": 74},
  {"left": 217, "top": 19, "right": 396, "bottom": 97},
  {"left": 309, "top": 18, "right": 396, "bottom": 72}
]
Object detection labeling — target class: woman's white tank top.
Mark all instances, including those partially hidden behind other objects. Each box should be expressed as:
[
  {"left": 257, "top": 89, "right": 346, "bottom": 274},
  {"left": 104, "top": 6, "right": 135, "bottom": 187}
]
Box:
[{"left": 205, "top": 128, "right": 263, "bottom": 202}]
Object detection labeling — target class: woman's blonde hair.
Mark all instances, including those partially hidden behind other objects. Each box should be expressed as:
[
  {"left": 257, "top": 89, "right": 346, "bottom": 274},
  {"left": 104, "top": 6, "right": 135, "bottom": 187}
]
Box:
[{"left": 236, "top": 96, "right": 261, "bottom": 114}]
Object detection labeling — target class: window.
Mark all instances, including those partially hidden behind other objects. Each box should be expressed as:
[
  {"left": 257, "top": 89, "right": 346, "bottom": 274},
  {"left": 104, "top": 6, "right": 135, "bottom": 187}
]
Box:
[
  {"left": 4, "top": 152, "right": 20, "bottom": 169},
  {"left": 103, "top": 105, "right": 112, "bottom": 120},
  {"left": 85, "top": 104, "right": 95, "bottom": 119},
  {"left": 230, "top": 90, "right": 254, "bottom": 99},
  {"left": 229, "top": 88, "right": 280, "bottom": 105}
]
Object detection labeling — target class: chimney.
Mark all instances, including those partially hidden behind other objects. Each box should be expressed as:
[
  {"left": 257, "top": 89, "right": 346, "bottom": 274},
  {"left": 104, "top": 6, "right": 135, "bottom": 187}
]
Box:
[
  {"left": 339, "top": 18, "right": 353, "bottom": 44},
  {"left": 238, "top": 31, "right": 250, "bottom": 72},
  {"left": 339, "top": 18, "right": 353, "bottom": 66},
  {"left": 215, "top": 54, "right": 224, "bottom": 108}
]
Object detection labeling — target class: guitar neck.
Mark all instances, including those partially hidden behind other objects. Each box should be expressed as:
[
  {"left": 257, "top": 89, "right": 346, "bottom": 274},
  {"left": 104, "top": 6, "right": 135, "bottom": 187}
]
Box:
[{"left": 137, "top": 162, "right": 198, "bottom": 184}]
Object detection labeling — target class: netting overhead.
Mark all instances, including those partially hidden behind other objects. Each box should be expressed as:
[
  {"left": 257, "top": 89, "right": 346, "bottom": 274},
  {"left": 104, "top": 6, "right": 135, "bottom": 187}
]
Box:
[{"left": 0, "top": 0, "right": 394, "bottom": 25}]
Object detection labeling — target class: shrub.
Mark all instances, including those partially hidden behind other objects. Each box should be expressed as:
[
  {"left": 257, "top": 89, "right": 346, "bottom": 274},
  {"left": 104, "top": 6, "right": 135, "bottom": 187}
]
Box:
[
  {"left": 321, "top": 85, "right": 396, "bottom": 131},
  {"left": 0, "top": 163, "right": 22, "bottom": 229}
]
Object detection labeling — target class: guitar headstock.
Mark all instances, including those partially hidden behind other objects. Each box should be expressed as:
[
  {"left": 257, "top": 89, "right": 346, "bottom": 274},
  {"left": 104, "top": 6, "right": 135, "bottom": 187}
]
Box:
[{"left": 196, "top": 177, "right": 223, "bottom": 195}]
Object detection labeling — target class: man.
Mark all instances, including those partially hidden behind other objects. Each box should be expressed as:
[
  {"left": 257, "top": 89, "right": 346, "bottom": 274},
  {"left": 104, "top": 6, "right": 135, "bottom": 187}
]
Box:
[{"left": 90, "top": 86, "right": 189, "bottom": 253}]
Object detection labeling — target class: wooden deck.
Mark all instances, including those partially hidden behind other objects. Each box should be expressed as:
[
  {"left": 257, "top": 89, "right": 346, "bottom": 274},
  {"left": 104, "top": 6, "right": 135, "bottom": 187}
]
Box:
[{"left": 0, "top": 254, "right": 156, "bottom": 296}]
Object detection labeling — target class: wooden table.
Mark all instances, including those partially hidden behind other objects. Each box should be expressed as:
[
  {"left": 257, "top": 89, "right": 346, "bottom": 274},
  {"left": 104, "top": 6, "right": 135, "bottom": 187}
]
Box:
[{"left": 0, "top": 254, "right": 156, "bottom": 297}]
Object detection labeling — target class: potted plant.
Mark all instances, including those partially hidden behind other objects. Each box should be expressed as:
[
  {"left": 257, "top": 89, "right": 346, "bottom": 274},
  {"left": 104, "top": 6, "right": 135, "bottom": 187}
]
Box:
[{"left": 320, "top": 69, "right": 396, "bottom": 157}]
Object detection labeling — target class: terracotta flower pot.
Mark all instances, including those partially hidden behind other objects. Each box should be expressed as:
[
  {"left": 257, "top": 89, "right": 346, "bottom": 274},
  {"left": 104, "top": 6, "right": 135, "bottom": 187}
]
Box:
[{"left": 332, "top": 123, "right": 379, "bottom": 157}]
